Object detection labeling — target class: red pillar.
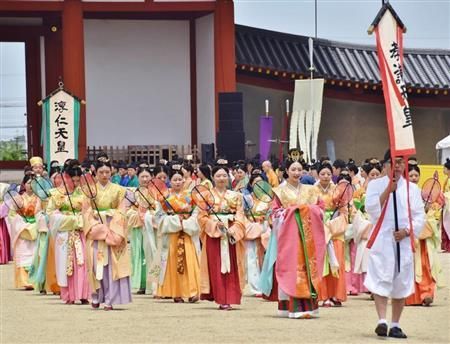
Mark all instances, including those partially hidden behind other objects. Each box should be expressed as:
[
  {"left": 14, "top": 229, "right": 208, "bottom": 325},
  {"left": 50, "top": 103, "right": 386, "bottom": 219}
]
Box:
[
  {"left": 62, "top": 0, "right": 86, "bottom": 160},
  {"left": 214, "top": 0, "right": 236, "bottom": 132}
]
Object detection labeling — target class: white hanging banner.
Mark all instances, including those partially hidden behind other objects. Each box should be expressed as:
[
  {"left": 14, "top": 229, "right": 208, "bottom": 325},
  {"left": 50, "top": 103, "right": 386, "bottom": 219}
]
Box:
[
  {"left": 42, "top": 90, "right": 80, "bottom": 164},
  {"left": 290, "top": 79, "right": 324, "bottom": 162}
]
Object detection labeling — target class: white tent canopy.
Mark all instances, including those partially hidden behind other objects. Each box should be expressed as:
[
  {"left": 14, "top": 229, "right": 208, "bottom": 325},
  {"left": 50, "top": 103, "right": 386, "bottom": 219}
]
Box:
[{"left": 436, "top": 134, "right": 450, "bottom": 164}]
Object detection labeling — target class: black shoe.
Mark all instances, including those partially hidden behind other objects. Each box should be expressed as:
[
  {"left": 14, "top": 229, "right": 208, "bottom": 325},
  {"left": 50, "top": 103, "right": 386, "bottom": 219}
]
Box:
[
  {"left": 388, "top": 327, "right": 407, "bottom": 339},
  {"left": 375, "top": 323, "right": 388, "bottom": 337}
]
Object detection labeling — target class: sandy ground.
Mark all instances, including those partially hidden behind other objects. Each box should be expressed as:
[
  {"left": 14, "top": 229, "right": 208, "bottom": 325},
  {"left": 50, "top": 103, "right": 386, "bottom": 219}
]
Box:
[{"left": 1, "top": 254, "right": 449, "bottom": 344}]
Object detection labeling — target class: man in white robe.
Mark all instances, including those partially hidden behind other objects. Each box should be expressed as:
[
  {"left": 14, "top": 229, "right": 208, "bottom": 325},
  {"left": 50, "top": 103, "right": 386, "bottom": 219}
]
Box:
[{"left": 365, "top": 152, "right": 425, "bottom": 339}]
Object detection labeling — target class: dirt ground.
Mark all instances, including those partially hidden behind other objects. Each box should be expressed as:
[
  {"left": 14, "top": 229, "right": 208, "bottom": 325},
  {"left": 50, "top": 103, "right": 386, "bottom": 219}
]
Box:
[{"left": 1, "top": 254, "right": 449, "bottom": 344}]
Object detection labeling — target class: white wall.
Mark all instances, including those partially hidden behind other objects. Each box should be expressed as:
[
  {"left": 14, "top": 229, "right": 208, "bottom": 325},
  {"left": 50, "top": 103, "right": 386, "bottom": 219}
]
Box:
[
  {"left": 84, "top": 19, "right": 191, "bottom": 146},
  {"left": 195, "top": 14, "right": 216, "bottom": 146}
]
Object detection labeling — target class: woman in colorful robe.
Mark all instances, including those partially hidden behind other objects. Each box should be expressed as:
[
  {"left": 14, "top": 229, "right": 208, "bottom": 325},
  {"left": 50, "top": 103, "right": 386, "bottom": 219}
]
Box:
[
  {"left": 314, "top": 162, "right": 348, "bottom": 307},
  {"left": 406, "top": 162, "right": 444, "bottom": 306},
  {"left": 47, "top": 161, "right": 90, "bottom": 304},
  {"left": 155, "top": 164, "right": 201, "bottom": 302},
  {"left": 127, "top": 164, "right": 154, "bottom": 295},
  {"left": 83, "top": 154, "right": 132, "bottom": 311},
  {"left": 197, "top": 165, "right": 246, "bottom": 310},
  {"left": 8, "top": 175, "right": 46, "bottom": 289},
  {"left": 263, "top": 153, "right": 326, "bottom": 319},
  {"left": 242, "top": 172, "right": 271, "bottom": 296},
  {"left": 345, "top": 159, "right": 382, "bottom": 295},
  {"left": 441, "top": 158, "right": 450, "bottom": 252},
  {"left": 0, "top": 183, "right": 11, "bottom": 264}
]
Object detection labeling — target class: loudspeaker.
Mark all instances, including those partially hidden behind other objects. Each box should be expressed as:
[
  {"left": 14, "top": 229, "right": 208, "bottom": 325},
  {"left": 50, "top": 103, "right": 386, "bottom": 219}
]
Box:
[
  {"left": 216, "top": 92, "right": 245, "bottom": 162},
  {"left": 201, "top": 143, "right": 215, "bottom": 164}
]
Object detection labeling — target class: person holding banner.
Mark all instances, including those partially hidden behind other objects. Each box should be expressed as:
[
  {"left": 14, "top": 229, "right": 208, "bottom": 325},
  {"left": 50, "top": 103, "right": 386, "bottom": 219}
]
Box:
[
  {"left": 47, "top": 160, "right": 90, "bottom": 304},
  {"left": 441, "top": 158, "right": 450, "bottom": 252},
  {"left": 83, "top": 154, "right": 132, "bottom": 311},
  {"left": 405, "top": 160, "right": 444, "bottom": 307},
  {"left": 155, "top": 163, "right": 201, "bottom": 303},
  {"left": 197, "top": 165, "right": 246, "bottom": 310},
  {"left": 364, "top": 151, "right": 425, "bottom": 338}
]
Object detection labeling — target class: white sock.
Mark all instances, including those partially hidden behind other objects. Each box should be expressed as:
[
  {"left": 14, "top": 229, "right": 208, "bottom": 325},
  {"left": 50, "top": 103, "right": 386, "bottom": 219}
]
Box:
[
  {"left": 378, "top": 319, "right": 387, "bottom": 325},
  {"left": 391, "top": 322, "right": 400, "bottom": 329}
]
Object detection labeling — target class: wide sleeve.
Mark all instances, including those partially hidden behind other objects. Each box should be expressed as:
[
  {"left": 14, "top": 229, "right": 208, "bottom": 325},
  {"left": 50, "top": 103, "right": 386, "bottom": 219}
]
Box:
[
  {"left": 158, "top": 212, "right": 182, "bottom": 234},
  {"left": 365, "top": 180, "right": 382, "bottom": 222},
  {"left": 227, "top": 194, "right": 246, "bottom": 242},
  {"left": 47, "top": 196, "right": 82, "bottom": 232},
  {"left": 197, "top": 209, "right": 222, "bottom": 238},
  {"left": 410, "top": 185, "right": 426, "bottom": 237},
  {"left": 182, "top": 206, "right": 200, "bottom": 237}
]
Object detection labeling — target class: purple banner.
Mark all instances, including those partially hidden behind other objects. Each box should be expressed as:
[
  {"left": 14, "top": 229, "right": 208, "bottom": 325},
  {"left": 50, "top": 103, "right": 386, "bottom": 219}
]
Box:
[{"left": 259, "top": 116, "right": 273, "bottom": 162}]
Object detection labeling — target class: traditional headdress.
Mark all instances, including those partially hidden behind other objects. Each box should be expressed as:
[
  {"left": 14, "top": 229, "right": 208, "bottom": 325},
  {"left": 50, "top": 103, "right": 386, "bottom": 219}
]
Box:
[{"left": 29, "top": 156, "right": 43, "bottom": 167}]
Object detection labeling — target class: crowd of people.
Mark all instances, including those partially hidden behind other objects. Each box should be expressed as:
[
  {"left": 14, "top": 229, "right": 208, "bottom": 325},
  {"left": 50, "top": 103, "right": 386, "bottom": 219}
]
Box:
[{"left": 0, "top": 151, "right": 448, "bottom": 339}]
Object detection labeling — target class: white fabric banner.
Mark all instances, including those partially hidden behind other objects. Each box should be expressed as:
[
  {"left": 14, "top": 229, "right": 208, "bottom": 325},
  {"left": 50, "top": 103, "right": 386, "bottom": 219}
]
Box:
[
  {"left": 375, "top": 10, "right": 415, "bottom": 155},
  {"left": 44, "top": 90, "right": 79, "bottom": 164},
  {"left": 290, "top": 79, "right": 324, "bottom": 162}
]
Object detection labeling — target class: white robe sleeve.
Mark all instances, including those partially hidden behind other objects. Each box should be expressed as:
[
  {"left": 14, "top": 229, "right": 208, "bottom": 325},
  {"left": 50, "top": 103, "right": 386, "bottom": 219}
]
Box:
[
  {"left": 365, "top": 179, "right": 382, "bottom": 223},
  {"left": 181, "top": 207, "right": 200, "bottom": 237}
]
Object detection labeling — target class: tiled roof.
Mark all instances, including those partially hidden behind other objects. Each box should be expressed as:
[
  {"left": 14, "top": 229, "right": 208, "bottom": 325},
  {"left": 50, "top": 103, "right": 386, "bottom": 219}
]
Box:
[{"left": 235, "top": 25, "right": 450, "bottom": 90}]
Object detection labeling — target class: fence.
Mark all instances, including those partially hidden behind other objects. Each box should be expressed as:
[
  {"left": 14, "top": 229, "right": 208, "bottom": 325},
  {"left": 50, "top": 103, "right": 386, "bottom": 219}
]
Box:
[{"left": 86, "top": 145, "right": 201, "bottom": 166}]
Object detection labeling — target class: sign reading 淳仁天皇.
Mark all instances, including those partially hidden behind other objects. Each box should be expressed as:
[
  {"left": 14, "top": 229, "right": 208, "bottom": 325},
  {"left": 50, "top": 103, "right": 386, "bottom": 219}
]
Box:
[
  {"left": 369, "top": 3, "right": 416, "bottom": 156},
  {"left": 41, "top": 89, "right": 80, "bottom": 165}
]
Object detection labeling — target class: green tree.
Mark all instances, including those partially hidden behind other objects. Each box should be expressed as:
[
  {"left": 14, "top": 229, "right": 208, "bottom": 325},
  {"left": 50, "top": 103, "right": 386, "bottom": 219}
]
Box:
[{"left": 0, "top": 138, "right": 27, "bottom": 161}]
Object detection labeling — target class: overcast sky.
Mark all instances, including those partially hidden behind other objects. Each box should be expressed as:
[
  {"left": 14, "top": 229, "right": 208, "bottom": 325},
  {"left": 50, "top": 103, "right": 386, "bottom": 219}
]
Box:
[{"left": 234, "top": 0, "right": 450, "bottom": 50}]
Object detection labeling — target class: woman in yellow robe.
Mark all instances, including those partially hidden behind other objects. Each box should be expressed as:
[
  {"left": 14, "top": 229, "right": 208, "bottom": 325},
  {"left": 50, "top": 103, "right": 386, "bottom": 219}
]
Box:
[
  {"left": 47, "top": 161, "right": 90, "bottom": 304},
  {"left": 156, "top": 164, "right": 201, "bottom": 302},
  {"left": 8, "top": 175, "right": 46, "bottom": 289},
  {"left": 83, "top": 154, "right": 132, "bottom": 311}
]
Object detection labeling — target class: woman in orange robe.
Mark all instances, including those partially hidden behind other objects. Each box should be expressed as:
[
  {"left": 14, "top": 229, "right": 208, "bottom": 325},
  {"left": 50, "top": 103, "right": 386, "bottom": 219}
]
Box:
[
  {"left": 314, "top": 162, "right": 348, "bottom": 307},
  {"left": 406, "top": 160, "right": 444, "bottom": 306}
]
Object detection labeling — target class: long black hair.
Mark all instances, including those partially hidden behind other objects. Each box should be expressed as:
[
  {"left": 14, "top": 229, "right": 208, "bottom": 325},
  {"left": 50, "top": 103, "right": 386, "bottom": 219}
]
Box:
[{"left": 198, "top": 163, "right": 212, "bottom": 181}]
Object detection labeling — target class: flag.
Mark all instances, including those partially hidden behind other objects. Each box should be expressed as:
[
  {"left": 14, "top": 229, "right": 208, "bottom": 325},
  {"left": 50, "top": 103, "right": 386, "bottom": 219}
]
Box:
[
  {"left": 370, "top": 3, "right": 415, "bottom": 156},
  {"left": 259, "top": 116, "right": 273, "bottom": 162},
  {"left": 290, "top": 79, "right": 324, "bottom": 162},
  {"left": 41, "top": 89, "right": 80, "bottom": 164}
]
